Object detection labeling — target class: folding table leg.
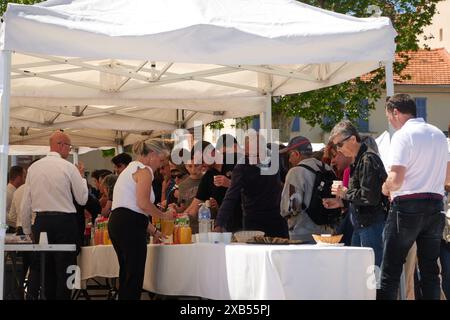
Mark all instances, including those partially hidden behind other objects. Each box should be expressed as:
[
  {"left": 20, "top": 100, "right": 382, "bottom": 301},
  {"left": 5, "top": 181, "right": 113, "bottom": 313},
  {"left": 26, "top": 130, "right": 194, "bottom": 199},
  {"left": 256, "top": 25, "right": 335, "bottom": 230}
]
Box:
[{"left": 40, "top": 252, "right": 46, "bottom": 300}]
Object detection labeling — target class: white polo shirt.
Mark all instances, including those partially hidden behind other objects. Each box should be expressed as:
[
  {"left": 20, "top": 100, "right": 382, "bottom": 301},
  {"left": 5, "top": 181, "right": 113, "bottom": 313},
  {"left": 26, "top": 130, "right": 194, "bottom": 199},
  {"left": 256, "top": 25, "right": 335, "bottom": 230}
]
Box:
[{"left": 388, "top": 118, "right": 449, "bottom": 198}]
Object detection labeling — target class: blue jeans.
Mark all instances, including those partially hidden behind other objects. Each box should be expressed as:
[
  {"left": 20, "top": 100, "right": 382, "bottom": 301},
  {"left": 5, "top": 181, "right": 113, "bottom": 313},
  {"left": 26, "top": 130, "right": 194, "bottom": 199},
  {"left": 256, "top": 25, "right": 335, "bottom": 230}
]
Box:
[
  {"left": 441, "top": 240, "right": 450, "bottom": 300},
  {"left": 351, "top": 219, "right": 385, "bottom": 267},
  {"left": 378, "top": 198, "right": 444, "bottom": 300},
  {"left": 337, "top": 210, "right": 354, "bottom": 246}
]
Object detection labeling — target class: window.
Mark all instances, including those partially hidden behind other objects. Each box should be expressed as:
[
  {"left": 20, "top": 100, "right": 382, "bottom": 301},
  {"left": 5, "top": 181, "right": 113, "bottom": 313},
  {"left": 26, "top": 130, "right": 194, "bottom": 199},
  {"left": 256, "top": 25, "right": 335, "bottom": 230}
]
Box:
[
  {"left": 414, "top": 97, "right": 427, "bottom": 121},
  {"left": 252, "top": 115, "right": 260, "bottom": 132},
  {"left": 356, "top": 99, "right": 369, "bottom": 132},
  {"left": 440, "top": 28, "right": 443, "bottom": 42},
  {"left": 291, "top": 117, "right": 300, "bottom": 132}
]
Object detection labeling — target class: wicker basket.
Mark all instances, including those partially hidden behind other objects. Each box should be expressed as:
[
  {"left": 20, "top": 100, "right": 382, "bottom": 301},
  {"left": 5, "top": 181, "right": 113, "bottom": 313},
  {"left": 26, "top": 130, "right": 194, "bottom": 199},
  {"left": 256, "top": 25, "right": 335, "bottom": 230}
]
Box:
[{"left": 312, "top": 234, "right": 343, "bottom": 244}]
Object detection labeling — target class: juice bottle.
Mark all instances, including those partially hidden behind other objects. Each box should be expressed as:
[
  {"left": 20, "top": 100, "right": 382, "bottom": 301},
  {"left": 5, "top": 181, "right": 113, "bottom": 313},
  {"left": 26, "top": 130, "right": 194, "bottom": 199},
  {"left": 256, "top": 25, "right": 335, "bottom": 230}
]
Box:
[
  {"left": 103, "top": 220, "right": 110, "bottom": 245},
  {"left": 179, "top": 225, "right": 192, "bottom": 244}
]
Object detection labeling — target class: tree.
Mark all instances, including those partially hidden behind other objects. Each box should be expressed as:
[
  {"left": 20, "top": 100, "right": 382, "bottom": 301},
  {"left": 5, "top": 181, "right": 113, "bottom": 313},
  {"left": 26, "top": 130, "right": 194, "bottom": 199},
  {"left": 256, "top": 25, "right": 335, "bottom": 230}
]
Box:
[
  {"left": 274, "top": 0, "right": 442, "bottom": 132},
  {"left": 1, "top": 0, "right": 41, "bottom": 15}
]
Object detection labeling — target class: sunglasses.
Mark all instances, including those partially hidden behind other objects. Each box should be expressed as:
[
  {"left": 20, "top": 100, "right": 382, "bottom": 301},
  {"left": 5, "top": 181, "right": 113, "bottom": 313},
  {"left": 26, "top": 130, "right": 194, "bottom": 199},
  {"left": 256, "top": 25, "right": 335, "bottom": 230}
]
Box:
[
  {"left": 333, "top": 135, "right": 352, "bottom": 149},
  {"left": 171, "top": 173, "right": 186, "bottom": 179},
  {"left": 57, "top": 142, "right": 73, "bottom": 150}
]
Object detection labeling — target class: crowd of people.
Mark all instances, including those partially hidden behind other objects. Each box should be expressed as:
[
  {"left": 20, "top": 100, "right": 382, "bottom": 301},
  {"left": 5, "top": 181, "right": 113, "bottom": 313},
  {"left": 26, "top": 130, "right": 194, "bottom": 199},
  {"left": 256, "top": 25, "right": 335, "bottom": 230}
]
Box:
[{"left": 4, "top": 94, "right": 450, "bottom": 300}]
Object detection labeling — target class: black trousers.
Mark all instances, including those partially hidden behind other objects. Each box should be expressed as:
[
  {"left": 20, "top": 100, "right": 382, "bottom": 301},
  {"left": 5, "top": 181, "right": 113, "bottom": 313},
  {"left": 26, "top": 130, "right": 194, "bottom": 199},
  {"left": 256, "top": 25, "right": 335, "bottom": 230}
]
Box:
[
  {"left": 26, "top": 224, "right": 41, "bottom": 300},
  {"left": 34, "top": 213, "right": 79, "bottom": 300},
  {"left": 108, "top": 207, "right": 149, "bottom": 300},
  {"left": 378, "top": 198, "right": 444, "bottom": 300}
]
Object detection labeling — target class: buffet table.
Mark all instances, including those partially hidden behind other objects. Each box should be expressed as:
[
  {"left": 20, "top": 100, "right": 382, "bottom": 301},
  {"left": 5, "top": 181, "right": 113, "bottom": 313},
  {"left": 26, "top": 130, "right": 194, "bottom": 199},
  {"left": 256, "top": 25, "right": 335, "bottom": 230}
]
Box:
[{"left": 78, "top": 243, "right": 376, "bottom": 300}]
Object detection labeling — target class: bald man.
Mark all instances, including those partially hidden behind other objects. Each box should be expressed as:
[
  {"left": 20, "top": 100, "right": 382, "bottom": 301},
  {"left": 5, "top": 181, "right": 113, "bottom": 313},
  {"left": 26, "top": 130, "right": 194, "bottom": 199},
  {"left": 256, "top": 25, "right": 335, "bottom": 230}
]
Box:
[{"left": 21, "top": 131, "right": 88, "bottom": 300}]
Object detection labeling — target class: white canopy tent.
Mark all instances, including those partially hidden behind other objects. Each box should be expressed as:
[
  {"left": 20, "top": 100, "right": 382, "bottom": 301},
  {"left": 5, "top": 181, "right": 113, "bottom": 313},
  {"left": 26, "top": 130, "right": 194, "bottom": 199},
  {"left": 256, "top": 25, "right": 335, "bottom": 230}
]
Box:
[
  {"left": 9, "top": 127, "right": 160, "bottom": 148},
  {"left": 0, "top": 0, "right": 396, "bottom": 299},
  {"left": 375, "top": 130, "right": 391, "bottom": 170},
  {"left": 8, "top": 145, "right": 103, "bottom": 156}
]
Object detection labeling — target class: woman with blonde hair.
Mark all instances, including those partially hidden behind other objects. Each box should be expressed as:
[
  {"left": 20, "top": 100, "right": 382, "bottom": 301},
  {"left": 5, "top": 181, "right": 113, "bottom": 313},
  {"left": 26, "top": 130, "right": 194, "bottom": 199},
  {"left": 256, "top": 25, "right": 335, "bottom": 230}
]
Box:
[{"left": 108, "top": 140, "right": 172, "bottom": 300}]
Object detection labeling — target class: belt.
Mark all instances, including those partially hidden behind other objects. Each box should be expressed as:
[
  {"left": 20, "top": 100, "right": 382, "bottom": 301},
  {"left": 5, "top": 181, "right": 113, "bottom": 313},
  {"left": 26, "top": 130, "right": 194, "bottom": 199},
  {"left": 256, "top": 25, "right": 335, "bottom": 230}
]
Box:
[
  {"left": 393, "top": 193, "right": 443, "bottom": 202},
  {"left": 36, "top": 211, "right": 75, "bottom": 216}
]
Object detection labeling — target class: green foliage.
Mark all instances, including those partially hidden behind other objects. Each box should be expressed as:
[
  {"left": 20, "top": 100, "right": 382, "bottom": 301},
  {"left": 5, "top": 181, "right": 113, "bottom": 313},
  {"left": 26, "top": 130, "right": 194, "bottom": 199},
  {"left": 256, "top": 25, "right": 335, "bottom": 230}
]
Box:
[
  {"left": 232, "top": 116, "right": 254, "bottom": 129},
  {"left": 205, "top": 120, "right": 225, "bottom": 130},
  {"left": 1, "top": 0, "right": 41, "bottom": 15},
  {"left": 276, "top": 0, "right": 442, "bottom": 131},
  {"left": 101, "top": 148, "right": 115, "bottom": 158}
]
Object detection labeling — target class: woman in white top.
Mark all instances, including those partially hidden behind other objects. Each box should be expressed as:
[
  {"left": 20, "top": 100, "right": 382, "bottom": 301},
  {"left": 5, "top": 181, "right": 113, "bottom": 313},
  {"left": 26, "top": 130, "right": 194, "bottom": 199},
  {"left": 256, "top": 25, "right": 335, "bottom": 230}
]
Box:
[{"left": 108, "top": 140, "right": 171, "bottom": 300}]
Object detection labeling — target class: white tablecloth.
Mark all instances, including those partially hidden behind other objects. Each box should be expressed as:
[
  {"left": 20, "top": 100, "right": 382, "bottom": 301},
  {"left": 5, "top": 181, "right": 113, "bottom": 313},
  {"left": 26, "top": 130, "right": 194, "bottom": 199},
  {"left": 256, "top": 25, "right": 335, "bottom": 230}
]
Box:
[
  {"left": 78, "top": 243, "right": 376, "bottom": 300},
  {"left": 225, "top": 244, "right": 375, "bottom": 300},
  {"left": 78, "top": 245, "right": 119, "bottom": 280}
]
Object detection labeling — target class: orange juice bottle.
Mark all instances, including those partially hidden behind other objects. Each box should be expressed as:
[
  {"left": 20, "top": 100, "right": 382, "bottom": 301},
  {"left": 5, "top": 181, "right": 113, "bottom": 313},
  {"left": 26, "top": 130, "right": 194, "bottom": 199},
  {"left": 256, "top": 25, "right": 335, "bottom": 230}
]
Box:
[
  {"left": 103, "top": 220, "right": 110, "bottom": 245},
  {"left": 97, "top": 222, "right": 103, "bottom": 245},
  {"left": 179, "top": 226, "right": 192, "bottom": 244},
  {"left": 173, "top": 225, "right": 179, "bottom": 244}
]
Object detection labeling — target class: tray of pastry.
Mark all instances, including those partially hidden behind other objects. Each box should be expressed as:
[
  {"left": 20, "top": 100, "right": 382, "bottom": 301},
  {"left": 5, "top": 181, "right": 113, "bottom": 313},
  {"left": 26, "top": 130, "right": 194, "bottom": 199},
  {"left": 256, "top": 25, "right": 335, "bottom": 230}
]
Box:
[{"left": 246, "top": 235, "right": 304, "bottom": 245}]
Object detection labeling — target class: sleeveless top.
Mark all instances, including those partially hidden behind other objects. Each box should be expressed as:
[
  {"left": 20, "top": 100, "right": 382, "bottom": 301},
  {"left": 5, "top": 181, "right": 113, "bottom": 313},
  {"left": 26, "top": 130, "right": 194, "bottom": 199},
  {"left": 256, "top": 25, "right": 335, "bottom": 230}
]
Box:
[{"left": 112, "top": 161, "right": 155, "bottom": 216}]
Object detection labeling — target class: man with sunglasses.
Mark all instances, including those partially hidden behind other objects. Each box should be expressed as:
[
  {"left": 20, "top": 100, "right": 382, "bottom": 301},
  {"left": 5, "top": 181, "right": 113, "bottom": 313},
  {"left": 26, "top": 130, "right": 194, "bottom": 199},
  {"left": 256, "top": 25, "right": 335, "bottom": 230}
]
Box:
[
  {"left": 323, "top": 121, "right": 387, "bottom": 268},
  {"left": 378, "top": 94, "right": 449, "bottom": 300}
]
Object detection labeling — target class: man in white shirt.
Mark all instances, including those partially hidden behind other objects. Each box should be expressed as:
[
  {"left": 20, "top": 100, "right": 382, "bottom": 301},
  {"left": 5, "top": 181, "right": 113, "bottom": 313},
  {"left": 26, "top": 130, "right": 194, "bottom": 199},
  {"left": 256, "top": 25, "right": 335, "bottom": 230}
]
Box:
[
  {"left": 21, "top": 131, "right": 88, "bottom": 300},
  {"left": 8, "top": 184, "right": 26, "bottom": 233},
  {"left": 379, "top": 94, "right": 449, "bottom": 300},
  {"left": 6, "top": 165, "right": 26, "bottom": 230}
]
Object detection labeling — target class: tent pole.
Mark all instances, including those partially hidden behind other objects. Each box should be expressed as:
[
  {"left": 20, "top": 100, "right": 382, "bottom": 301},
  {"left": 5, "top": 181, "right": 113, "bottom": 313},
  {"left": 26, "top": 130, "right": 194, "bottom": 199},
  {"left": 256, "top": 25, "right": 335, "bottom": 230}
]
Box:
[
  {"left": 259, "top": 112, "right": 266, "bottom": 130},
  {"left": 176, "top": 109, "right": 183, "bottom": 129},
  {"left": 385, "top": 61, "right": 395, "bottom": 135},
  {"left": 73, "top": 147, "right": 79, "bottom": 165},
  {"left": 265, "top": 94, "right": 272, "bottom": 143},
  {"left": 0, "top": 50, "right": 12, "bottom": 300},
  {"left": 385, "top": 61, "right": 394, "bottom": 97}
]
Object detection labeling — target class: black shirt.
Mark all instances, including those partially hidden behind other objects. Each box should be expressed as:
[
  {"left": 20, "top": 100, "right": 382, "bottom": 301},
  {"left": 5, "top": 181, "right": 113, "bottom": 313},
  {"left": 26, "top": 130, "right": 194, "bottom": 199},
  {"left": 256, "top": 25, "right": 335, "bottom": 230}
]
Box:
[
  {"left": 196, "top": 165, "right": 233, "bottom": 206},
  {"left": 345, "top": 143, "right": 388, "bottom": 228},
  {"left": 195, "top": 161, "right": 242, "bottom": 232},
  {"left": 216, "top": 163, "right": 288, "bottom": 238}
]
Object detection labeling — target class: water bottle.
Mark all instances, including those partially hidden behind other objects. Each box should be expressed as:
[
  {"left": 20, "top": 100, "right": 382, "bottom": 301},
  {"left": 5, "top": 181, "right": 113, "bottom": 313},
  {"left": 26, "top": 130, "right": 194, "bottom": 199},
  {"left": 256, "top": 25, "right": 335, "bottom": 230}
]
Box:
[{"left": 198, "top": 200, "right": 211, "bottom": 241}]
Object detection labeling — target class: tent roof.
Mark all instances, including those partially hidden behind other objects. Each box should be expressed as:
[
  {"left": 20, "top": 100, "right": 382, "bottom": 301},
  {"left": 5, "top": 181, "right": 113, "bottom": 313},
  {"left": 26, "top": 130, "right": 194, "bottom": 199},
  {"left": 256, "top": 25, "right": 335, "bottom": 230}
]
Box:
[
  {"left": 1, "top": 0, "right": 396, "bottom": 131},
  {"left": 9, "top": 127, "right": 159, "bottom": 148},
  {"left": 8, "top": 144, "right": 102, "bottom": 156},
  {"left": 2, "top": 0, "right": 396, "bottom": 65}
]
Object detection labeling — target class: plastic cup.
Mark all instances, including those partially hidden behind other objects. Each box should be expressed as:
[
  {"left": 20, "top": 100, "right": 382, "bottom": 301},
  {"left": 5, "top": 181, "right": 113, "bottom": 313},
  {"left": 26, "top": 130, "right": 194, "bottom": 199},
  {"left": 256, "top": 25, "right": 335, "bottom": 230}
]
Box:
[
  {"left": 208, "top": 232, "right": 222, "bottom": 244},
  {"left": 39, "top": 232, "right": 48, "bottom": 245},
  {"left": 161, "top": 219, "right": 174, "bottom": 235},
  {"left": 198, "top": 233, "right": 209, "bottom": 243},
  {"left": 332, "top": 180, "right": 343, "bottom": 187},
  {"left": 222, "top": 232, "right": 232, "bottom": 244},
  {"left": 332, "top": 180, "right": 343, "bottom": 196},
  {"left": 163, "top": 234, "right": 173, "bottom": 245}
]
